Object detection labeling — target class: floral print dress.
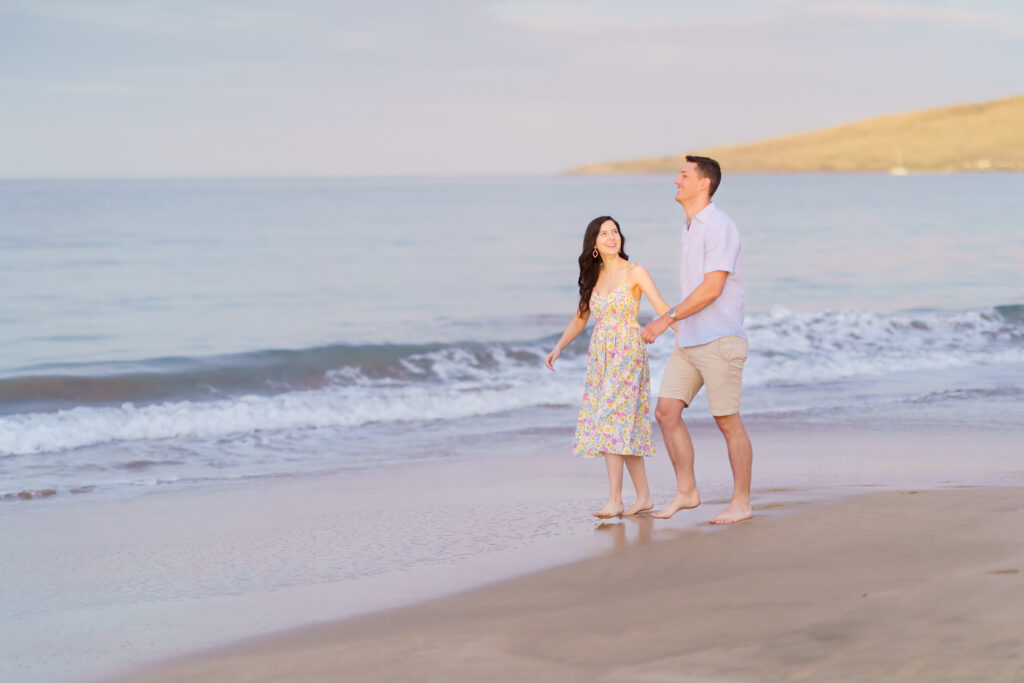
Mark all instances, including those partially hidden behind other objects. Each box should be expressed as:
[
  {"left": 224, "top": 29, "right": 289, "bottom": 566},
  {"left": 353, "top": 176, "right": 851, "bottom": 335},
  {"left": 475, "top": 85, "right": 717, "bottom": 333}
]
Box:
[{"left": 573, "top": 266, "right": 655, "bottom": 458}]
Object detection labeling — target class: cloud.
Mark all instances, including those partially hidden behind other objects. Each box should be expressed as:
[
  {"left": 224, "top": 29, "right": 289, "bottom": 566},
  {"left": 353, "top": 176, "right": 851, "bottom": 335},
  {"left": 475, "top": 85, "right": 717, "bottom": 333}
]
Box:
[
  {"left": 1, "top": 1, "right": 1022, "bottom": 175},
  {"left": 494, "top": 0, "right": 1023, "bottom": 38},
  {"left": 807, "top": 1, "right": 1024, "bottom": 37}
]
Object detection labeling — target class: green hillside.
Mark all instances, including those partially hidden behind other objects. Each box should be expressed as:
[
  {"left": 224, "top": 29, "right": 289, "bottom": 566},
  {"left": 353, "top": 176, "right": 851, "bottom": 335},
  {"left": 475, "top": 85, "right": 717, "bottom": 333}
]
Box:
[{"left": 568, "top": 95, "right": 1024, "bottom": 174}]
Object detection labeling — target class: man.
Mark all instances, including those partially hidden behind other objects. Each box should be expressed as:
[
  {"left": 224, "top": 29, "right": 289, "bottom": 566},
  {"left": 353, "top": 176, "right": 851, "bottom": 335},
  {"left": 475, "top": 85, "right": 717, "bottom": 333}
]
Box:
[{"left": 640, "top": 156, "right": 752, "bottom": 524}]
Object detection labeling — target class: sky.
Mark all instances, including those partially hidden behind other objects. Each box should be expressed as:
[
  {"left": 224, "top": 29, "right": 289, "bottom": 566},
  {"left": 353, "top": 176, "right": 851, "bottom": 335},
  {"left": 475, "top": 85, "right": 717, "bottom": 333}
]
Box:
[{"left": 1, "top": 0, "right": 1022, "bottom": 177}]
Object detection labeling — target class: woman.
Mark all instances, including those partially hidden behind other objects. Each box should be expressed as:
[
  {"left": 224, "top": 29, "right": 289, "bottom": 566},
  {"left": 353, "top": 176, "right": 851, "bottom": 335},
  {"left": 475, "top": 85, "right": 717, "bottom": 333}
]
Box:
[{"left": 546, "top": 216, "right": 675, "bottom": 518}]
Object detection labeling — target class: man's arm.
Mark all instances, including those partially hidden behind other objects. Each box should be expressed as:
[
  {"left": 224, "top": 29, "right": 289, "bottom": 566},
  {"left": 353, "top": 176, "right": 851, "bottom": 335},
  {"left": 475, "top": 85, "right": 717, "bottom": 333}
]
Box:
[{"left": 640, "top": 270, "right": 728, "bottom": 343}]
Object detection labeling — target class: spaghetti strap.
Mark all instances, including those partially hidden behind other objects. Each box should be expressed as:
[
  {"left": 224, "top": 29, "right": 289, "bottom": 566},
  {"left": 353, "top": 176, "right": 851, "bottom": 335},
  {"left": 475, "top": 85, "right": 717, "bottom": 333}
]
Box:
[{"left": 627, "top": 262, "right": 640, "bottom": 286}]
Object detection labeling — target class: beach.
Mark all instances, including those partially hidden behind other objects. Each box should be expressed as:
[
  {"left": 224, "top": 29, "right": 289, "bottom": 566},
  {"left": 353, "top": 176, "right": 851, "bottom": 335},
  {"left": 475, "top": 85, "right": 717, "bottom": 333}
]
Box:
[
  {"left": 3, "top": 416, "right": 1021, "bottom": 682},
  {"left": 6, "top": 0, "right": 1024, "bottom": 677},
  {"left": 118, "top": 481, "right": 1024, "bottom": 682},
  {"left": 1, "top": 175, "right": 1022, "bottom": 682}
]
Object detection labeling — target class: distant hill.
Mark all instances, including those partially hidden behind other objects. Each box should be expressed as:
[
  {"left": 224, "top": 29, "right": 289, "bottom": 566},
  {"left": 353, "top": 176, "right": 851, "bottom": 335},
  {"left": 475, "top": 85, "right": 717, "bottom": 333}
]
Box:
[{"left": 568, "top": 94, "right": 1024, "bottom": 174}]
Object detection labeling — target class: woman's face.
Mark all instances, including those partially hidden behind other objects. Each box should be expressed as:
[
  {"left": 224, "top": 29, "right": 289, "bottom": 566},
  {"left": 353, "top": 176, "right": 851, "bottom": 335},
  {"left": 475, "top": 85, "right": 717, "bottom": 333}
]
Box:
[{"left": 595, "top": 220, "right": 621, "bottom": 257}]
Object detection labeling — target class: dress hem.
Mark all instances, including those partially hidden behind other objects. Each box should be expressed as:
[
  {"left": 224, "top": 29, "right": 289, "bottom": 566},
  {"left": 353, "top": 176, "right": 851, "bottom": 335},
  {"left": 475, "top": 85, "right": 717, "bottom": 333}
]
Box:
[{"left": 575, "top": 451, "right": 655, "bottom": 459}]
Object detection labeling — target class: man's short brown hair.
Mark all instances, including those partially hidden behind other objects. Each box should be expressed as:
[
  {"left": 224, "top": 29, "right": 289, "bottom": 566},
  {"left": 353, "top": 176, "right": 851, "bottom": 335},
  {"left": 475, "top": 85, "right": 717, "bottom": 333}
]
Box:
[{"left": 685, "top": 155, "right": 722, "bottom": 197}]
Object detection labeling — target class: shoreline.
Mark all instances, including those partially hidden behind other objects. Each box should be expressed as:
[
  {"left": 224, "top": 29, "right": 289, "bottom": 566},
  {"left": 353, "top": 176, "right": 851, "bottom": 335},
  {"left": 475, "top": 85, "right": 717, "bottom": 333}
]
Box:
[
  {"left": 3, "top": 418, "right": 1021, "bottom": 682},
  {"left": 119, "top": 485, "right": 1024, "bottom": 682}
]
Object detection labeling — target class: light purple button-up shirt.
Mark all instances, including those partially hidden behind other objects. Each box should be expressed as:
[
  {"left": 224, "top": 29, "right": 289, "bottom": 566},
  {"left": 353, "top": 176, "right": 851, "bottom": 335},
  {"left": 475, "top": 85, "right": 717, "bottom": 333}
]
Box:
[{"left": 676, "top": 203, "right": 747, "bottom": 347}]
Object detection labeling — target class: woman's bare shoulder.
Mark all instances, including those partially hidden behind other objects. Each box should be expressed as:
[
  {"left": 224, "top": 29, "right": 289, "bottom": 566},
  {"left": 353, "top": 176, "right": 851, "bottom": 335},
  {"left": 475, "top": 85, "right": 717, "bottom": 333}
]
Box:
[{"left": 629, "top": 262, "right": 651, "bottom": 278}]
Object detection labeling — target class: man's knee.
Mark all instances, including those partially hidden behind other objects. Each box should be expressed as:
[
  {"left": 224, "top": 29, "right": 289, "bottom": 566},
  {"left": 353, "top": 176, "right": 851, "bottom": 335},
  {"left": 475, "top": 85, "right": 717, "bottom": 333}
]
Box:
[
  {"left": 655, "top": 398, "right": 686, "bottom": 425},
  {"left": 714, "top": 412, "right": 745, "bottom": 437}
]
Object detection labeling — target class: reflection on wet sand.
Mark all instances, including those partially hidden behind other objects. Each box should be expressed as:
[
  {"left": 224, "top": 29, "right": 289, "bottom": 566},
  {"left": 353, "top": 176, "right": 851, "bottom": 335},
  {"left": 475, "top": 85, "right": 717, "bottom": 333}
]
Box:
[{"left": 594, "top": 513, "right": 654, "bottom": 549}]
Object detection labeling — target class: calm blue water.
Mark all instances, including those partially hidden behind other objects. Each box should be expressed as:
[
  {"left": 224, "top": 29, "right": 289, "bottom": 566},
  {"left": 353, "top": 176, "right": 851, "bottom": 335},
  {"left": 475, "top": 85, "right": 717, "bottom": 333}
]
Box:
[{"left": 1, "top": 174, "right": 1023, "bottom": 499}]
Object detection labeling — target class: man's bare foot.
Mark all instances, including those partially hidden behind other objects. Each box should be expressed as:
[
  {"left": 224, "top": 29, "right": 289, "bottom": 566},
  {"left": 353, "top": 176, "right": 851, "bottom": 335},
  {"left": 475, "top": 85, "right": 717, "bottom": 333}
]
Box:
[
  {"left": 593, "top": 501, "right": 624, "bottom": 519},
  {"left": 709, "top": 502, "right": 753, "bottom": 524},
  {"left": 622, "top": 497, "right": 654, "bottom": 516},
  {"left": 652, "top": 491, "right": 701, "bottom": 519}
]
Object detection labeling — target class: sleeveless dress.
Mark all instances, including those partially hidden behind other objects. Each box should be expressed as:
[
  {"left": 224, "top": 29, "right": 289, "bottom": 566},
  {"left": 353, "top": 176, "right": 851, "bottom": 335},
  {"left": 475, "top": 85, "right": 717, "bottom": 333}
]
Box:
[{"left": 573, "top": 266, "right": 656, "bottom": 458}]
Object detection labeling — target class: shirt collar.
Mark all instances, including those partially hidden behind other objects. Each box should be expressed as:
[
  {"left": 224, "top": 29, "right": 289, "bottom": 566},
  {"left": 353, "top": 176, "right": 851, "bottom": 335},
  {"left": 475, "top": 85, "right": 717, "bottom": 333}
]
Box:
[{"left": 685, "top": 202, "right": 716, "bottom": 231}]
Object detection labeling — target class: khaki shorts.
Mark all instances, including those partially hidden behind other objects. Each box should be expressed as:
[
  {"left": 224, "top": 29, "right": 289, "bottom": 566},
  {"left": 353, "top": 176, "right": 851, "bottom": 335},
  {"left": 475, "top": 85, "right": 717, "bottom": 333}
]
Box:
[{"left": 658, "top": 336, "right": 748, "bottom": 416}]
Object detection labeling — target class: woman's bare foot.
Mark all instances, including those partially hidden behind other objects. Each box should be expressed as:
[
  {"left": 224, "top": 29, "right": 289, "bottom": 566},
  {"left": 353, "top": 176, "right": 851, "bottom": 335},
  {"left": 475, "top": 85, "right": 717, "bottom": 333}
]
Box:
[
  {"left": 709, "top": 502, "right": 752, "bottom": 524},
  {"left": 652, "top": 490, "right": 701, "bottom": 519},
  {"left": 592, "top": 501, "right": 625, "bottom": 519},
  {"left": 622, "top": 497, "right": 654, "bottom": 516}
]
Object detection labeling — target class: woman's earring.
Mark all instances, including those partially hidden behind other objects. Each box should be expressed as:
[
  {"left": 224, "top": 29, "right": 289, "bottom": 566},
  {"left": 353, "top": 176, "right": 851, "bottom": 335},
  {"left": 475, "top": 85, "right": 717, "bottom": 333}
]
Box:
[{"left": 592, "top": 248, "right": 599, "bottom": 258}]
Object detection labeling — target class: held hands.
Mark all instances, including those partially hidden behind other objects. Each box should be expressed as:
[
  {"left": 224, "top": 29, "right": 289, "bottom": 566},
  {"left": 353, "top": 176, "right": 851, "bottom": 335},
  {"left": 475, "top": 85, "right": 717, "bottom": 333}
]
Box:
[
  {"left": 641, "top": 315, "right": 673, "bottom": 344},
  {"left": 545, "top": 347, "right": 560, "bottom": 371}
]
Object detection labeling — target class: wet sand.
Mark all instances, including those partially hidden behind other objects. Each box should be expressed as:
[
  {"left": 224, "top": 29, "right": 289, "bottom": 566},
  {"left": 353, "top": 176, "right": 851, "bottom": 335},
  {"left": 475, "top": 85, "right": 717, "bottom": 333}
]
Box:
[
  {"left": 4, "top": 418, "right": 1021, "bottom": 682},
  {"left": 121, "top": 485, "right": 1024, "bottom": 683}
]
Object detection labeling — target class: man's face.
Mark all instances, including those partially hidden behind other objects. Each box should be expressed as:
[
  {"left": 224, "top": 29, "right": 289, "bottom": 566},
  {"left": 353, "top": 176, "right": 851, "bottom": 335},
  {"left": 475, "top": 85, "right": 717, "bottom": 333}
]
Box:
[{"left": 674, "top": 162, "right": 707, "bottom": 204}]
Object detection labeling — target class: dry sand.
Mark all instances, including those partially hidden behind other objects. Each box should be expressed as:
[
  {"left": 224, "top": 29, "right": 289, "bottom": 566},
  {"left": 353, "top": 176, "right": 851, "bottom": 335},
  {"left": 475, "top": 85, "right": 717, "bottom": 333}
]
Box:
[{"left": 121, "top": 486, "right": 1024, "bottom": 683}]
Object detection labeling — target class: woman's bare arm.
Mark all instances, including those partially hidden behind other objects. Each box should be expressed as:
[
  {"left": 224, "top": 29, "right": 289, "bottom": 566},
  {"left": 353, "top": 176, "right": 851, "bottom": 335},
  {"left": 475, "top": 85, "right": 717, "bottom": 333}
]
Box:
[
  {"left": 630, "top": 264, "right": 680, "bottom": 333},
  {"left": 546, "top": 310, "right": 590, "bottom": 371}
]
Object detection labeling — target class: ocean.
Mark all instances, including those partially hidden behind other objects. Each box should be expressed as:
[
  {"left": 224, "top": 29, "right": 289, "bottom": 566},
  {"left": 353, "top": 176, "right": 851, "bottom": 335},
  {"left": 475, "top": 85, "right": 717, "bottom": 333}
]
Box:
[{"left": 2, "top": 173, "right": 1023, "bottom": 500}]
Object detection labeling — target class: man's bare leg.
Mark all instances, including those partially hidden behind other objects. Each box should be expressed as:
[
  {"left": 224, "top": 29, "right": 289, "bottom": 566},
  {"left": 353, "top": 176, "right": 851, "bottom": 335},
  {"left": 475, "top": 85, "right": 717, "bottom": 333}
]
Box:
[
  {"left": 710, "top": 412, "right": 753, "bottom": 524},
  {"left": 594, "top": 453, "right": 625, "bottom": 518},
  {"left": 652, "top": 397, "right": 701, "bottom": 518},
  {"left": 622, "top": 455, "right": 654, "bottom": 515}
]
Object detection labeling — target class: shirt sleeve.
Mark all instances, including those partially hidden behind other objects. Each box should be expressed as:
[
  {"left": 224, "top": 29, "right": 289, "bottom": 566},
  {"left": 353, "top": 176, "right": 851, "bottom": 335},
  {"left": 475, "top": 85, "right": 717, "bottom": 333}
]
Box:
[{"left": 703, "top": 221, "right": 741, "bottom": 274}]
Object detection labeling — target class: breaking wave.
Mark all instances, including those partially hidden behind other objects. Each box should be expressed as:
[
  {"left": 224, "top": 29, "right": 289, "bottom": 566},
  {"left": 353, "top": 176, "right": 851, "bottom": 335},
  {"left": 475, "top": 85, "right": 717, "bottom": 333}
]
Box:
[{"left": 1, "top": 304, "right": 1021, "bottom": 457}]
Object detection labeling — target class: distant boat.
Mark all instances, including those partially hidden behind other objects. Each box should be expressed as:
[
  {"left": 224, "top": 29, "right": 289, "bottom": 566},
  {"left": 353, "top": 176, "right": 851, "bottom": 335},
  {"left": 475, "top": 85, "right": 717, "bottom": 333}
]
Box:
[{"left": 889, "top": 148, "right": 908, "bottom": 175}]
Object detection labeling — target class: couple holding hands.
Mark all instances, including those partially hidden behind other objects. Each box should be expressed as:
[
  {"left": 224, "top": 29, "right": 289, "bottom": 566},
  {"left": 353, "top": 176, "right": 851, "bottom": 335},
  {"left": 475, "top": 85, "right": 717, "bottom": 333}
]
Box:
[{"left": 546, "top": 156, "right": 753, "bottom": 525}]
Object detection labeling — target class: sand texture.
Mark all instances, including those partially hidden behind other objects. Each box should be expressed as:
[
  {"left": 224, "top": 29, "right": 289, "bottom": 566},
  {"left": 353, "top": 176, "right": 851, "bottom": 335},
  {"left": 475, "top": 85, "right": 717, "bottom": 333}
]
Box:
[{"left": 122, "top": 486, "right": 1024, "bottom": 683}]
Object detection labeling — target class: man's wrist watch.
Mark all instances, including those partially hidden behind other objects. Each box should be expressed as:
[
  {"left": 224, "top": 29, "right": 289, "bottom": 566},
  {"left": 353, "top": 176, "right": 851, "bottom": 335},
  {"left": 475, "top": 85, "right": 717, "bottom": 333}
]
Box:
[{"left": 666, "top": 307, "right": 678, "bottom": 321}]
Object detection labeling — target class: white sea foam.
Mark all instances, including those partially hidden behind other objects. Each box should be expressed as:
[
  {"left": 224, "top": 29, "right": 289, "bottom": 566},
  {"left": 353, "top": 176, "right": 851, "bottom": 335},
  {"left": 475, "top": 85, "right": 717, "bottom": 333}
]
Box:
[
  {"left": 0, "top": 365, "right": 584, "bottom": 456},
  {"left": 0, "top": 307, "right": 1020, "bottom": 457},
  {"left": 742, "top": 306, "right": 1024, "bottom": 385}
]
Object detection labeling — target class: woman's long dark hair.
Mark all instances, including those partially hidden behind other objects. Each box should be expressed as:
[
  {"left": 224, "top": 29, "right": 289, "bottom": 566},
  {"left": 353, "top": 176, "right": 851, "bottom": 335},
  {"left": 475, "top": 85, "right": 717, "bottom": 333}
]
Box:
[{"left": 577, "top": 216, "right": 628, "bottom": 316}]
